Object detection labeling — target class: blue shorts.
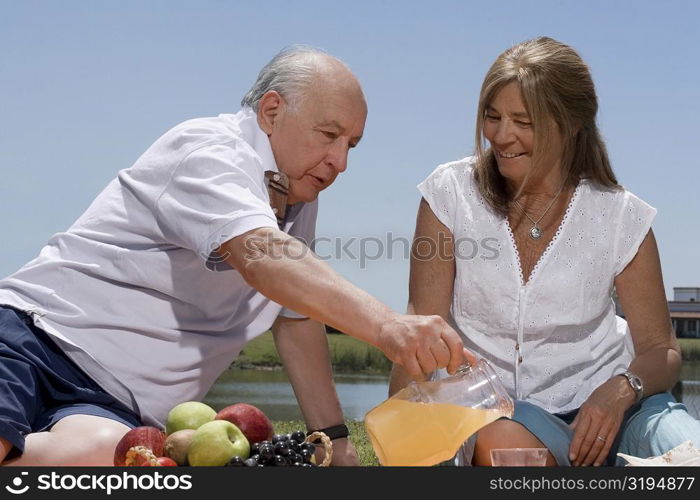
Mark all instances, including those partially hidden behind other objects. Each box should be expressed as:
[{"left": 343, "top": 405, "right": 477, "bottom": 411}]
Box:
[
  {"left": 512, "top": 393, "right": 700, "bottom": 466},
  {"left": 0, "top": 306, "right": 142, "bottom": 457}
]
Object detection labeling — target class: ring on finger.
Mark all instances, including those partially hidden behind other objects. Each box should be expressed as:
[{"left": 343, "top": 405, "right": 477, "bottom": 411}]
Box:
[{"left": 596, "top": 435, "right": 606, "bottom": 442}]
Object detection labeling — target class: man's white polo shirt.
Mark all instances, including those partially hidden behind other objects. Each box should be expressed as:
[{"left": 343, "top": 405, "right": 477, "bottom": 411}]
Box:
[{"left": 0, "top": 108, "right": 318, "bottom": 426}]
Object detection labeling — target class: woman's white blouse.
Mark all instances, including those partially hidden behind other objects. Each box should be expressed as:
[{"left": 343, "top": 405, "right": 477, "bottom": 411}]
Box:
[{"left": 418, "top": 158, "right": 657, "bottom": 413}]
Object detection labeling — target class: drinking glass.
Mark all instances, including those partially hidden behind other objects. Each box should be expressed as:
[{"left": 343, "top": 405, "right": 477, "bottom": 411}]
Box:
[{"left": 490, "top": 447, "right": 548, "bottom": 466}]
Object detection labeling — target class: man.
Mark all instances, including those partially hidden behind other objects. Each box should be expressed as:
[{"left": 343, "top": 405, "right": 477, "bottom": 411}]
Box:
[{"left": 0, "top": 47, "right": 469, "bottom": 466}]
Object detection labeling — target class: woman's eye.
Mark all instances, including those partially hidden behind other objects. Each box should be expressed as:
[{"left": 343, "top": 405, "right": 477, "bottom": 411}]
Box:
[
  {"left": 322, "top": 131, "right": 338, "bottom": 139},
  {"left": 485, "top": 115, "right": 500, "bottom": 121},
  {"left": 515, "top": 121, "right": 532, "bottom": 128}
]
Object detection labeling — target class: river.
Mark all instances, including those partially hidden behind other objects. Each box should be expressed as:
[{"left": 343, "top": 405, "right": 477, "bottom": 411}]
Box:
[
  {"left": 203, "top": 362, "right": 700, "bottom": 421},
  {"left": 203, "top": 368, "right": 390, "bottom": 421}
]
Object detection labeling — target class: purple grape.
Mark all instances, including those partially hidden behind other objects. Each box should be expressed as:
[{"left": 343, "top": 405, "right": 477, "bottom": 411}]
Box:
[
  {"left": 226, "top": 456, "right": 245, "bottom": 467},
  {"left": 300, "top": 442, "right": 316, "bottom": 454},
  {"left": 291, "top": 431, "right": 306, "bottom": 444},
  {"left": 300, "top": 449, "right": 313, "bottom": 463}
]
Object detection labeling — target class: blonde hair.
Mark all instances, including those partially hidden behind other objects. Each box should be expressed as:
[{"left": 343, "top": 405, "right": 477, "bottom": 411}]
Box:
[{"left": 473, "top": 36, "right": 619, "bottom": 215}]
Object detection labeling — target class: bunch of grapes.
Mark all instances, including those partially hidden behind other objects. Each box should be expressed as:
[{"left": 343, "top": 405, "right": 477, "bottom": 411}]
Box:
[{"left": 226, "top": 430, "right": 317, "bottom": 467}]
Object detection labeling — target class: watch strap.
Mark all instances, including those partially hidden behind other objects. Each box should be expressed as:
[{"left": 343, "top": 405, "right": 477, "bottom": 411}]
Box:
[{"left": 307, "top": 424, "right": 349, "bottom": 441}]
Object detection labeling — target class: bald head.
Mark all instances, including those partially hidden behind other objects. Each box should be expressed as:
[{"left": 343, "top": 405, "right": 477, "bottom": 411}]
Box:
[
  {"left": 241, "top": 46, "right": 364, "bottom": 112},
  {"left": 252, "top": 47, "right": 367, "bottom": 205}
]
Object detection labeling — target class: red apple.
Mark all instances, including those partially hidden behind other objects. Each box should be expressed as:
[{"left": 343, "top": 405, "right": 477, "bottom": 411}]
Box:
[
  {"left": 155, "top": 456, "right": 178, "bottom": 466},
  {"left": 113, "top": 426, "right": 166, "bottom": 466},
  {"left": 133, "top": 456, "right": 178, "bottom": 467},
  {"left": 215, "top": 403, "right": 273, "bottom": 444}
]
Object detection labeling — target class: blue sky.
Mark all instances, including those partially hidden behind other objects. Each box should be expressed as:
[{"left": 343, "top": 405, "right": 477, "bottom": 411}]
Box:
[{"left": 1, "top": 0, "right": 698, "bottom": 312}]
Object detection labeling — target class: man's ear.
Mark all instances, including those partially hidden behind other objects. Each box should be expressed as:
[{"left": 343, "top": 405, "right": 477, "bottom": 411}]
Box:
[{"left": 257, "top": 91, "right": 284, "bottom": 135}]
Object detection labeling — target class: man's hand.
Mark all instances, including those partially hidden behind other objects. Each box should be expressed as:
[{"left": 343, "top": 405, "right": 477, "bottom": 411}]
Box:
[
  {"left": 568, "top": 376, "right": 635, "bottom": 466},
  {"left": 315, "top": 438, "right": 359, "bottom": 466},
  {"left": 377, "top": 313, "right": 476, "bottom": 378}
]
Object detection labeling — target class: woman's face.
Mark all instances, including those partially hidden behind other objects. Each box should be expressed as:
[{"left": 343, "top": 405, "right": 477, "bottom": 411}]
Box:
[{"left": 483, "top": 82, "right": 561, "bottom": 189}]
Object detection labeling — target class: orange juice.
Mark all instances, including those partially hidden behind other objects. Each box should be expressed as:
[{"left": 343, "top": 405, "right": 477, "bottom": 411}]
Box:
[{"left": 364, "top": 399, "right": 504, "bottom": 466}]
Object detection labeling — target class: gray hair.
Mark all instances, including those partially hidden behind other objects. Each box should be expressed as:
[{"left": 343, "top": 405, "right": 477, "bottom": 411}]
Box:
[{"left": 241, "top": 45, "right": 339, "bottom": 111}]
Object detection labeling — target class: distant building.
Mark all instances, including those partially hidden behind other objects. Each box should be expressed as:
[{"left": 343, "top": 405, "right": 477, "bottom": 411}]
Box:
[
  {"left": 614, "top": 287, "right": 700, "bottom": 338},
  {"left": 669, "top": 287, "right": 700, "bottom": 338}
]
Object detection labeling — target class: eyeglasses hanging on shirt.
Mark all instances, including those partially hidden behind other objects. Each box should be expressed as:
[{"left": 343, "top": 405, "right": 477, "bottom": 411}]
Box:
[{"left": 265, "top": 171, "right": 289, "bottom": 229}]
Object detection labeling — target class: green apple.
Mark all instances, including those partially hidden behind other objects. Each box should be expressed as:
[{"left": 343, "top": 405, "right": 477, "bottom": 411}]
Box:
[
  {"left": 187, "top": 420, "right": 250, "bottom": 466},
  {"left": 165, "top": 401, "right": 216, "bottom": 435}
]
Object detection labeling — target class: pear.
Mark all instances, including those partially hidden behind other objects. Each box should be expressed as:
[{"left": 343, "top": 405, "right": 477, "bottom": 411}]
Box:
[{"left": 163, "top": 428, "right": 196, "bottom": 465}]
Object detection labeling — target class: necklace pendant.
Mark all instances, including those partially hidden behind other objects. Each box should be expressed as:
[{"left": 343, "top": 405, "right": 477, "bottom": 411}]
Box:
[{"left": 529, "top": 225, "right": 543, "bottom": 240}]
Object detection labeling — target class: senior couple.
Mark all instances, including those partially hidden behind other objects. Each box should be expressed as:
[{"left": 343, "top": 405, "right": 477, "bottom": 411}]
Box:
[{"left": 1, "top": 38, "right": 698, "bottom": 467}]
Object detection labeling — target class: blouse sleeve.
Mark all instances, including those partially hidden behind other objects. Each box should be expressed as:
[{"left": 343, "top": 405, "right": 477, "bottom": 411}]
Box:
[
  {"left": 416, "top": 162, "right": 461, "bottom": 231},
  {"left": 612, "top": 190, "right": 657, "bottom": 276}
]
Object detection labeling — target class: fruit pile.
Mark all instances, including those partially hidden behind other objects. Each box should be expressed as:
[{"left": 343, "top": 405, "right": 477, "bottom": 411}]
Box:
[
  {"left": 228, "top": 431, "right": 317, "bottom": 467},
  {"left": 113, "top": 401, "right": 325, "bottom": 467}
]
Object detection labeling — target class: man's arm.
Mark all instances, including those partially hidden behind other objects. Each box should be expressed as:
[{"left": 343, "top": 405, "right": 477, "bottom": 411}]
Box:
[
  {"left": 220, "top": 227, "right": 470, "bottom": 377},
  {"left": 272, "top": 316, "right": 358, "bottom": 466}
]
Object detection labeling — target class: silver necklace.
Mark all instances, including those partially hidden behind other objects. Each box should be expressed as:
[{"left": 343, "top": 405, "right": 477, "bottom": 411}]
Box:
[{"left": 513, "top": 186, "right": 564, "bottom": 240}]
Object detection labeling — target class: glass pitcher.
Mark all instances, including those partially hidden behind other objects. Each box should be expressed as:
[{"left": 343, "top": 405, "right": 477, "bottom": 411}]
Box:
[{"left": 364, "top": 359, "right": 513, "bottom": 466}]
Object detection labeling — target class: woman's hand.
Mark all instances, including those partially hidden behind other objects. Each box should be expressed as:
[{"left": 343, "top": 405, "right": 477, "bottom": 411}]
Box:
[{"left": 568, "top": 376, "right": 636, "bottom": 466}]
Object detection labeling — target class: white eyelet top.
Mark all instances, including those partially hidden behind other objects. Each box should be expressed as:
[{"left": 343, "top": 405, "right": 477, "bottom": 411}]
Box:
[{"left": 418, "top": 157, "right": 657, "bottom": 413}]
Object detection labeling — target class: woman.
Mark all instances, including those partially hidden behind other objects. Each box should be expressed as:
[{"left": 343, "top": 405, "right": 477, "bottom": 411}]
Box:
[{"left": 390, "top": 36, "right": 700, "bottom": 466}]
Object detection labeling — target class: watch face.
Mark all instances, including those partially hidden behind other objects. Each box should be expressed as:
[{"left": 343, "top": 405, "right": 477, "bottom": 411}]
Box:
[
  {"left": 625, "top": 372, "right": 643, "bottom": 392},
  {"left": 630, "top": 376, "right": 643, "bottom": 391}
]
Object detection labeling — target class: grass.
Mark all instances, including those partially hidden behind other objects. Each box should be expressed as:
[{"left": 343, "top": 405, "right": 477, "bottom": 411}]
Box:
[
  {"left": 327, "top": 334, "right": 392, "bottom": 374},
  {"left": 272, "top": 419, "right": 379, "bottom": 466},
  {"left": 679, "top": 338, "right": 700, "bottom": 361},
  {"left": 233, "top": 331, "right": 281, "bottom": 367},
  {"left": 234, "top": 330, "right": 392, "bottom": 375}
]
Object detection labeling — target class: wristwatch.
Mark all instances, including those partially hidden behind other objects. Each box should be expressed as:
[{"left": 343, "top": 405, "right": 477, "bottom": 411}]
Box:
[
  {"left": 306, "top": 424, "right": 349, "bottom": 442},
  {"left": 620, "top": 370, "right": 644, "bottom": 404}
]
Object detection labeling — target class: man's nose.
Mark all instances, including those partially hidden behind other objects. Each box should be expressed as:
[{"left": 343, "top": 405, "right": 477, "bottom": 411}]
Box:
[{"left": 326, "top": 141, "right": 349, "bottom": 173}]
